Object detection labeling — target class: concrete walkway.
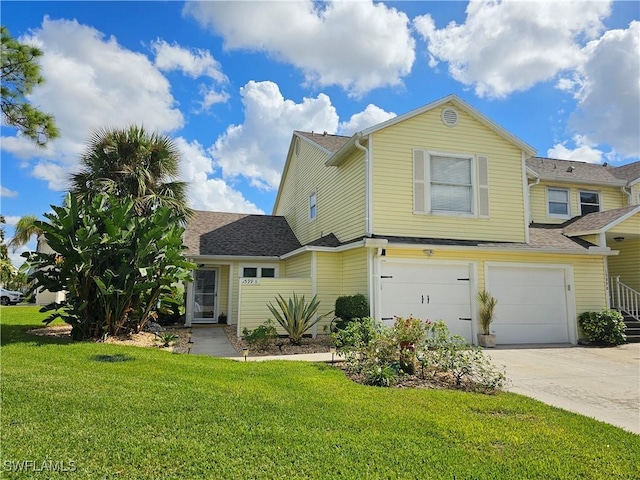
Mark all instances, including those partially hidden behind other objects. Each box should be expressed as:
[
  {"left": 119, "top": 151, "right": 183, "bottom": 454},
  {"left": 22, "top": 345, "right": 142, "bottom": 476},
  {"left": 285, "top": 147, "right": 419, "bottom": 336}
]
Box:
[{"left": 188, "top": 326, "right": 240, "bottom": 357}]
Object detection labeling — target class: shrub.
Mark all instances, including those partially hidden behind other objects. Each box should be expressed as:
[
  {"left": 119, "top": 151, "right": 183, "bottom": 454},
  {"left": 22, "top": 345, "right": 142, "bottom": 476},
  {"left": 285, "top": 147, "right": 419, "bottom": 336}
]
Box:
[
  {"left": 155, "top": 332, "right": 179, "bottom": 347},
  {"left": 578, "top": 309, "right": 626, "bottom": 345},
  {"left": 242, "top": 320, "right": 279, "bottom": 350},
  {"left": 156, "top": 286, "right": 185, "bottom": 326},
  {"left": 267, "top": 293, "right": 331, "bottom": 345},
  {"left": 334, "top": 294, "right": 369, "bottom": 330},
  {"left": 477, "top": 290, "right": 497, "bottom": 335}
]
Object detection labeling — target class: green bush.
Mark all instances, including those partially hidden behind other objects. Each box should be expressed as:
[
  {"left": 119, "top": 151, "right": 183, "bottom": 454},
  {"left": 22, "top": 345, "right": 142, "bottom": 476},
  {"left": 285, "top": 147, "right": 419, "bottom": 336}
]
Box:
[
  {"left": 267, "top": 293, "right": 331, "bottom": 345},
  {"left": 578, "top": 309, "right": 626, "bottom": 345},
  {"left": 242, "top": 320, "right": 279, "bottom": 350},
  {"left": 334, "top": 294, "right": 369, "bottom": 330}
]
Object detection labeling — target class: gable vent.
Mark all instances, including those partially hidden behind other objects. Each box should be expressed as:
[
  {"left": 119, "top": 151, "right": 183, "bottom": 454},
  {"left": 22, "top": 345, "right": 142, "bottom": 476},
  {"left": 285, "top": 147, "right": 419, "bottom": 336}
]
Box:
[
  {"left": 441, "top": 108, "right": 458, "bottom": 127},
  {"left": 294, "top": 137, "right": 300, "bottom": 156}
]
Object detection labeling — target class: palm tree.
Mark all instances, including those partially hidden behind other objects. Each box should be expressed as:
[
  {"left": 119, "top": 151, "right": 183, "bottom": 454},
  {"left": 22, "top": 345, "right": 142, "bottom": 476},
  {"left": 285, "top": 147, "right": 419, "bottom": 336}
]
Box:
[
  {"left": 70, "top": 125, "right": 192, "bottom": 221},
  {"left": 7, "top": 214, "right": 42, "bottom": 251}
]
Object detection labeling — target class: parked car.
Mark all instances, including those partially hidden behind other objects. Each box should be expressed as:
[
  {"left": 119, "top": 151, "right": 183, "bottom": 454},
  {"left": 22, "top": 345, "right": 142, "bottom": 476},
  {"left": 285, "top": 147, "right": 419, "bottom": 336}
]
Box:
[{"left": 0, "top": 287, "right": 25, "bottom": 305}]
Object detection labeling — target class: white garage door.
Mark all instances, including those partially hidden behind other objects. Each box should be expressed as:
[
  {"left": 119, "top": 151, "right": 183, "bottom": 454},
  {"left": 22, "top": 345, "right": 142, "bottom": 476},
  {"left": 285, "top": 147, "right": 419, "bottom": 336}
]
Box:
[
  {"left": 487, "top": 265, "right": 570, "bottom": 344},
  {"left": 380, "top": 262, "right": 473, "bottom": 342}
]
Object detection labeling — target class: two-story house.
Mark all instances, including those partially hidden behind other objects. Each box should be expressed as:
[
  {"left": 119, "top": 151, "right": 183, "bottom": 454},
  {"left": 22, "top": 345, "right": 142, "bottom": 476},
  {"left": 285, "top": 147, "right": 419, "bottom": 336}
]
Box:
[{"left": 184, "top": 94, "right": 640, "bottom": 345}]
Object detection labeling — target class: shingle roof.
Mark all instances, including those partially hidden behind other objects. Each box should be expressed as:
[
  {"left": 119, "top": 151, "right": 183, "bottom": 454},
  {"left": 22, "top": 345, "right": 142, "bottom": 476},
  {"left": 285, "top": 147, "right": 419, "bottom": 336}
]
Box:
[
  {"left": 561, "top": 205, "right": 640, "bottom": 235},
  {"left": 306, "top": 233, "right": 342, "bottom": 247},
  {"left": 609, "top": 161, "right": 640, "bottom": 183},
  {"left": 527, "top": 157, "right": 625, "bottom": 185},
  {"left": 528, "top": 226, "right": 594, "bottom": 249},
  {"left": 184, "top": 211, "right": 301, "bottom": 257},
  {"left": 296, "top": 131, "right": 350, "bottom": 153}
]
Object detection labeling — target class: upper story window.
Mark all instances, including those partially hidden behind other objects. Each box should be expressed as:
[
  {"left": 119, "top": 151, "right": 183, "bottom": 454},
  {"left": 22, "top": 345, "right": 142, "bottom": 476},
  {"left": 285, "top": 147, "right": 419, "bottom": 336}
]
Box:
[
  {"left": 414, "top": 150, "right": 489, "bottom": 217},
  {"left": 242, "top": 266, "right": 277, "bottom": 278},
  {"left": 547, "top": 188, "right": 570, "bottom": 219},
  {"left": 579, "top": 191, "right": 600, "bottom": 215},
  {"left": 309, "top": 191, "right": 317, "bottom": 221}
]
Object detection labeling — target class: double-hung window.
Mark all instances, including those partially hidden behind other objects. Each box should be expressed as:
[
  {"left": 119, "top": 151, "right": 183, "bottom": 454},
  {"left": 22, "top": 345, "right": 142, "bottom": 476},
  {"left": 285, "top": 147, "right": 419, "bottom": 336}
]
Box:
[
  {"left": 579, "top": 191, "right": 600, "bottom": 215},
  {"left": 414, "top": 150, "right": 489, "bottom": 217},
  {"left": 547, "top": 188, "right": 570, "bottom": 218}
]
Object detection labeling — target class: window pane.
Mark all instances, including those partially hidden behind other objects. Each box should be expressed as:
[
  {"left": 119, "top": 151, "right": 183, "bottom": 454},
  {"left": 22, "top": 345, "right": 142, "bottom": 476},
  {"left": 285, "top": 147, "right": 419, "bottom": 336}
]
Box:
[
  {"left": 549, "top": 202, "right": 568, "bottom": 215},
  {"left": 581, "top": 204, "right": 599, "bottom": 215},
  {"left": 548, "top": 189, "right": 568, "bottom": 202},
  {"left": 431, "top": 157, "right": 471, "bottom": 184},
  {"left": 243, "top": 267, "right": 258, "bottom": 278},
  {"left": 580, "top": 191, "right": 599, "bottom": 204},
  {"left": 261, "top": 268, "right": 275, "bottom": 278},
  {"left": 431, "top": 184, "right": 472, "bottom": 212}
]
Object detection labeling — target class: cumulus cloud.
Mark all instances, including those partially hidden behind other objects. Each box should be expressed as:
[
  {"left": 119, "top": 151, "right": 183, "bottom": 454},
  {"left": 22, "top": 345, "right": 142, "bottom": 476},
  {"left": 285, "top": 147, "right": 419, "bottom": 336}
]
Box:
[
  {"left": 210, "top": 81, "right": 339, "bottom": 190},
  {"left": 559, "top": 21, "right": 640, "bottom": 160},
  {"left": 338, "top": 104, "right": 396, "bottom": 136},
  {"left": 414, "top": 0, "right": 611, "bottom": 98},
  {"left": 184, "top": 0, "right": 415, "bottom": 96},
  {"left": 1, "top": 187, "right": 18, "bottom": 198},
  {"left": 175, "top": 137, "right": 262, "bottom": 213},
  {"left": 152, "top": 39, "right": 227, "bottom": 82},
  {"left": 547, "top": 135, "right": 604, "bottom": 164}
]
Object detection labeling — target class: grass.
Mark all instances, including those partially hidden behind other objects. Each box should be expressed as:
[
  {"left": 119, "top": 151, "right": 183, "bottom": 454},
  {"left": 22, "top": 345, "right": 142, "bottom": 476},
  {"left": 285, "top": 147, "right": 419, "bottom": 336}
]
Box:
[{"left": 1, "top": 306, "right": 639, "bottom": 479}]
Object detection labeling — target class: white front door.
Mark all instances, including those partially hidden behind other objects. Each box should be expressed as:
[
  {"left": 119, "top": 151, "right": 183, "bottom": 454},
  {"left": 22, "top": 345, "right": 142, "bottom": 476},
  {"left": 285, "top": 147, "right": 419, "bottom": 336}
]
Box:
[
  {"left": 379, "top": 261, "right": 474, "bottom": 342},
  {"left": 193, "top": 269, "right": 218, "bottom": 323}
]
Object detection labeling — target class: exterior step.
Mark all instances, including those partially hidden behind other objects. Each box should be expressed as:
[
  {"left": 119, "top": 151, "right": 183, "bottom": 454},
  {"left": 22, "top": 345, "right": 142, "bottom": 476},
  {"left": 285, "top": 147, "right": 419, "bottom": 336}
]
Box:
[
  {"left": 623, "top": 319, "right": 640, "bottom": 343},
  {"left": 625, "top": 335, "right": 640, "bottom": 343}
]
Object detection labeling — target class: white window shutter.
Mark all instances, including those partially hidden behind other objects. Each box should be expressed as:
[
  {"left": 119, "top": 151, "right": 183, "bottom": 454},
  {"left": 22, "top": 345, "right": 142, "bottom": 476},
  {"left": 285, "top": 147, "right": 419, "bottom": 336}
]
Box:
[
  {"left": 413, "top": 149, "right": 427, "bottom": 214},
  {"left": 477, "top": 155, "right": 490, "bottom": 217}
]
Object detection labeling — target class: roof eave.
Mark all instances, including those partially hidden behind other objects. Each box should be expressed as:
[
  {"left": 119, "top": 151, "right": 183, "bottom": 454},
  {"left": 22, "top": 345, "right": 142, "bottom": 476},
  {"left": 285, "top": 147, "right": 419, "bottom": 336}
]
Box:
[{"left": 535, "top": 174, "right": 628, "bottom": 187}]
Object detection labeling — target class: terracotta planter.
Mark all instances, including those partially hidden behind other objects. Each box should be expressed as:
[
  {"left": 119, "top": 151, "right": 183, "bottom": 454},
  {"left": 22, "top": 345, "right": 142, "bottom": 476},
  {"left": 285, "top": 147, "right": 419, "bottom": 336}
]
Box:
[{"left": 477, "top": 333, "right": 496, "bottom": 348}]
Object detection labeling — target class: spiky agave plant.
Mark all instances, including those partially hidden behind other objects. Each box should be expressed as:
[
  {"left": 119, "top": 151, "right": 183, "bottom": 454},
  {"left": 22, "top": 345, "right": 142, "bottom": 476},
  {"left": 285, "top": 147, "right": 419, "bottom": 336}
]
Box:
[
  {"left": 477, "top": 290, "right": 498, "bottom": 335},
  {"left": 267, "top": 293, "right": 331, "bottom": 345}
]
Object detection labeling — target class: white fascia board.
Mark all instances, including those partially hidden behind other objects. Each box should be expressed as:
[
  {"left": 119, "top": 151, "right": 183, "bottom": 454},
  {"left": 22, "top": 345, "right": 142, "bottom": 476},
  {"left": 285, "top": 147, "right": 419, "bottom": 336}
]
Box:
[
  {"left": 279, "top": 239, "right": 369, "bottom": 260},
  {"left": 526, "top": 166, "right": 540, "bottom": 179},
  {"left": 384, "top": 241, "right": 601, "bottom": 256}
]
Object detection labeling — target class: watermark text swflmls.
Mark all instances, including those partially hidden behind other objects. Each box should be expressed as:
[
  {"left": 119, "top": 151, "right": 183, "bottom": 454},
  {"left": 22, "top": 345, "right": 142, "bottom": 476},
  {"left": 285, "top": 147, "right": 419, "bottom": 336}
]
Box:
[{"left": 3, "top": 460, "right": 77, "bottom": 473}]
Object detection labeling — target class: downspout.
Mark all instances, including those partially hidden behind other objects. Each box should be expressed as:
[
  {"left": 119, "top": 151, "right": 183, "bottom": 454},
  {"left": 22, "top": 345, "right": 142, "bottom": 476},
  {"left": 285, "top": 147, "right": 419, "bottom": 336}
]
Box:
[
  {"left": 354, "top": 135, "right": 372, "bottom": 237},
  {"left": 527, "top": 177, "right": 541, "bottom": 227},
  {"left": 621, "top": 185, "right": 632, "bottom": 205}
]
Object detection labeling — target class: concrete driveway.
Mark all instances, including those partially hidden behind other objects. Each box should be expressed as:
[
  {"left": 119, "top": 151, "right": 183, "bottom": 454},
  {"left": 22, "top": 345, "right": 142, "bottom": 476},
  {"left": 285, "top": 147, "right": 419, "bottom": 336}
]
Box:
[{"left": 485, "top": 343, "right": 640, "bottom": 434}]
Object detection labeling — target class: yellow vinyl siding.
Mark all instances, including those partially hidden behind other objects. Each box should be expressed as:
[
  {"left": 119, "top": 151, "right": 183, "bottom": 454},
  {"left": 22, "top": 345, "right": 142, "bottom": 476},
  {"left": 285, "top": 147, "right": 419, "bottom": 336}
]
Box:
[
  {"left": 371, "top": 103, "right": 526, "bottom": 242},
  {"left": 315, "top": 252, "right": 342, "bottom": 330},
  {"left": 529, "top": 182, "right": 626, "bottom": 224},
  {"left": 608, "top": 239, "right": 640, "bottom": 292},
  {"left": 274, "top": 137, "right": 365, "bottom": 245},
  {"left": 630, "top": 183, "right": 640, "bottom": 205},
  {"left": 342, "top": 248, "right": 368, "bottom": 296},
  {"left": 284, "top": 252, "right": 312, "bottom": 277},
  {"left": 383, "top": 248, "right": 607, "bottom": 315},
  {"left": 608, "top": 214, "right": 640, "bottom": 236},
  {"left": 238, "top": 278, "right": 313, "bottom": 334}
]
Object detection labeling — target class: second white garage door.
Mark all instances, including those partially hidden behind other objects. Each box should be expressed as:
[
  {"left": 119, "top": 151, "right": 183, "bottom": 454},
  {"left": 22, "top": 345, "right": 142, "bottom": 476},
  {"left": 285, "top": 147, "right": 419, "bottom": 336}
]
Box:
[
  {"left": 379, "top": 261, "right": 473, "bottom": 342},
  {"left": 486, "top": 265, "right": 572, "bottom": 344}
]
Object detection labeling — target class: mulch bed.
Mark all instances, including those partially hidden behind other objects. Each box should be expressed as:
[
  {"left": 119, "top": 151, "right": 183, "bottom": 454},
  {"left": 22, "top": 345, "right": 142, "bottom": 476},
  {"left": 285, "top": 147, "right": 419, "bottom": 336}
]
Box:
[{"left": 224, "top": 325, "right": 332, "bottom": 356}]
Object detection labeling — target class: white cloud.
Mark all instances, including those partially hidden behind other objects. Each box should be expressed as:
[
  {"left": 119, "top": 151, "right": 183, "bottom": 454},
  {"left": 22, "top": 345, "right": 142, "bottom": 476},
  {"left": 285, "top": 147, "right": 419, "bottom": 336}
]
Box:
[
  {"left": 198, "top": 86, "right": 230, "bottom": 112},
  {"left": 175, "top": 137, "right": 263, "bottom": 214},
  {"left": 152, "top": 39, "right": 227, "bottom": 83},
  {"left": 547, "top": 135, "right": 604, "bottom": 163},
  {"left": 3, "top": 216, "right": 20, "bottom": 226},
  {"left": 414, "top": 0, "right": 611, "bottom": 98},
  {"left": 559, "top": 21, "right": 640, "bottom": 159},
  {"left": 1, "top": 187, "right": 18, "bottom": 198},
  {"left": 2, "top": 17, "right": 184, "bottom": 190},
  {"left": 184, "top": 0, "right": 415, "bottom": 96},
  {"left": 338, "top": 104, "right": 396, "bottom": 136},
  {"left": 210, "top": 81, "right": 339, "bottom": 190}
]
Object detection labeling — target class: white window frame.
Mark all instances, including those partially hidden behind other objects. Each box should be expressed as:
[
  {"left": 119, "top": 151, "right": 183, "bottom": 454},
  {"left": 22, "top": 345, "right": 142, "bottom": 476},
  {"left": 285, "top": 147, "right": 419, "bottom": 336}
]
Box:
[
  {"left": 308, "top": 191, "right": 317, "bottom": 221},
  {"left": 578, "top": 190, "right": 601, "bottom": 216},
  {"left": 414, "top": 150, "right": 478, "bottom": 217},
  {"left": 240, "top": 265, "right": 279, "bottom": 278},
  {"left": 547, "top": 187, "right": 571, "bottom": 219}
]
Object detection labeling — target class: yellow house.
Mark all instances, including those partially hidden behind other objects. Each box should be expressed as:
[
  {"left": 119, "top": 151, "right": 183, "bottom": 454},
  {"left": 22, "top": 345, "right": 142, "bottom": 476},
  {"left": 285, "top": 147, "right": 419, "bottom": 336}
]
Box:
[{"left": 184, "top": 94, "right": 640, "bottom": 345}]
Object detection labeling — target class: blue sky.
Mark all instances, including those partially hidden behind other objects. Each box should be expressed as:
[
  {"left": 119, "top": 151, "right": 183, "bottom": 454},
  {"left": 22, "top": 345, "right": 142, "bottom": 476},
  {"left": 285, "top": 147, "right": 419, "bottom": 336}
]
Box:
[{"left": 1, "top": 1, "right": 639, "bottom": 266}]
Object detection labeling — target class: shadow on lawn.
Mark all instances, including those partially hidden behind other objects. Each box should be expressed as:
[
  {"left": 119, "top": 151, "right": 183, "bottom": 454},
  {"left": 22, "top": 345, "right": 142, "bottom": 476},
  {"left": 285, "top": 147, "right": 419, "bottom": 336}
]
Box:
[{"left": 0, "top": 324, "right": 74, "bottom": 347}]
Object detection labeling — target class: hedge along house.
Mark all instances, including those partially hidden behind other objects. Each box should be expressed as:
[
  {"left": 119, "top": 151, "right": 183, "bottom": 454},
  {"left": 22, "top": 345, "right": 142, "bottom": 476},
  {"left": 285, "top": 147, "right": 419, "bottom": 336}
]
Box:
[{"left": 184, "top": 94, "right": 640, "bottom": 344}]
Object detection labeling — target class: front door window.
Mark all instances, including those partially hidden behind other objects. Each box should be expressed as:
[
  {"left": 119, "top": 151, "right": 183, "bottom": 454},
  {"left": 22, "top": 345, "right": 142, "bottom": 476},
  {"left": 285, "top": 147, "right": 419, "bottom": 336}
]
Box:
[{"left": 194, "top": 269, "right": 217, "bottom": 321}]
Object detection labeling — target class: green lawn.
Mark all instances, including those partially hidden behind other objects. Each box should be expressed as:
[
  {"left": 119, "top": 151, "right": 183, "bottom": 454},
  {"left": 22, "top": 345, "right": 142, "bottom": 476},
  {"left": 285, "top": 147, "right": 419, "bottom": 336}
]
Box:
[{"left": 1, "top": 306, "right": 639, "bottom": 479}]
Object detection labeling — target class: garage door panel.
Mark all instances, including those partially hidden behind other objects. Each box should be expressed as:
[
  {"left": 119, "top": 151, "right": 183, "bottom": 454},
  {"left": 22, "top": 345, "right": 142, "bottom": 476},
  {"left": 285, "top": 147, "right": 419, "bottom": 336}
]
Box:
[
  {"left": 488, "top": 266, "right": 570, "bottom": 344},
  {"left": 380, "top": 262, "right": 473, "bottom": 342}
]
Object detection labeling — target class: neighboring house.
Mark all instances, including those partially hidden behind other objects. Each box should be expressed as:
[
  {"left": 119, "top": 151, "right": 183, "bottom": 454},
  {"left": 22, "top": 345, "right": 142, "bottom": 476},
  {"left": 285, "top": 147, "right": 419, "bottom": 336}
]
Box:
[
  {"left": 184, "top": 94, "right": 639, "bottom": 345},
  {"left": 33, "top": 234, "right": 66, "bottom": 305}
]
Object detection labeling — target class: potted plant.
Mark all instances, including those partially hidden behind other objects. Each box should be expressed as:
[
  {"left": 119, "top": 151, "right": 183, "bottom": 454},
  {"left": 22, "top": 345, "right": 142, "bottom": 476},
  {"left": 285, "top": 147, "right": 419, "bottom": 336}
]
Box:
[
  {"left": 217, "top": 312, "right": 227, "bottom": 324},
  {"left": 477, "top": 290, "right": 497, "bottom": 348}
]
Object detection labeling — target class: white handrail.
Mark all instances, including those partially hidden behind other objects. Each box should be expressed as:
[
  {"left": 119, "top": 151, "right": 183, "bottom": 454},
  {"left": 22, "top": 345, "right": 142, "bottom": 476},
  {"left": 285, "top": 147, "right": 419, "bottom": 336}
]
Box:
[{"left": 610, "top": 276, "right": 640, "bottom": 321}]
